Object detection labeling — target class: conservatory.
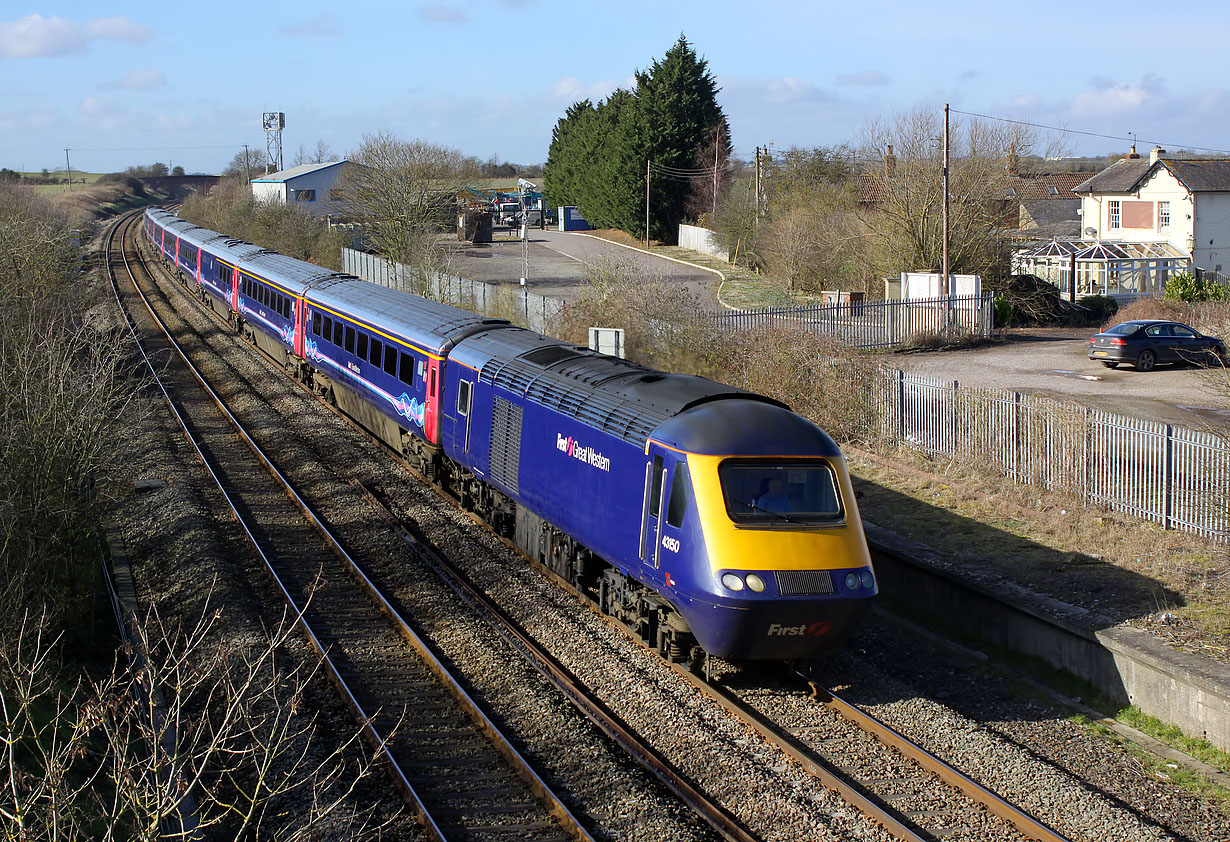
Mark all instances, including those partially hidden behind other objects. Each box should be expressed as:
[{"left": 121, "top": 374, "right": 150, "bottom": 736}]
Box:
[{"left": 1013, "top": 239, "right": 1189, "bottom": 298}]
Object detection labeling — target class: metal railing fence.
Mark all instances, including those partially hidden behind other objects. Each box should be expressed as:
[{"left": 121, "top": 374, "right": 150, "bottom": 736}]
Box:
[
  {"left": 342, "top": 248, "right": 564, "bottom": 334},
  {"left": 694, "top": 294, "right": 995, "bottom": 349},
  {"left": 880, "top": 371, "right": 1230, "bottom": 539}
]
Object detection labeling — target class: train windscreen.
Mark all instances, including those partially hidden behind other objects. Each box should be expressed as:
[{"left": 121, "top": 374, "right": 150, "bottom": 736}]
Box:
[{"left": 718, "top": 460, "right": 843, "bottom": 526}]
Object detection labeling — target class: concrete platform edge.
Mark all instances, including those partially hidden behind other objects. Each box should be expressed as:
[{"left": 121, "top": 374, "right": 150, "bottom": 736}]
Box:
[{"left": 863, "top": 520, "right": 1230, "bottom": 752}]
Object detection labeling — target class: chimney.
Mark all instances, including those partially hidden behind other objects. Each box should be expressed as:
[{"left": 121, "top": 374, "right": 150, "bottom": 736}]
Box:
[
  {"left": 1149, "top": 145, "right": 1166, "bottom": 165},
  {"left": 884, "top": 144, "right": 897, "bottom": 178},
  {"left": 1127, "top": 144, "right": 1140, "bottom": 160},
  {"left": 1005, "top": 143, "right": 1020, "bottom": 176}
]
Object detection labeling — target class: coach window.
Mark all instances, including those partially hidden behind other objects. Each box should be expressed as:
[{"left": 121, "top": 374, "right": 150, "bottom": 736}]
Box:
[
  {"left": 648, "top": 455, "right": 664, "bottom": 519},
  {"left": 332, "top": 320, "right": 343, "bottom": 347},
  {"left": 383, "top": 344, "right": 397, "bottom": 376},
  {"left": 666, "top": 464, "right": 691, "bottom": 528},
  {"left": 344, "top": 326, "right": 355, "bottom": 353},
  {"left": 356, "top": 332, "right": 368, "bottom": 360},
  {"left": 312, "top": 312, "right": 321, "bottom": 336},
  {"left": 281, "top": 295, "right": 289, "bottom": 318},
  {"left": 370, "top": 337, "right": 383, "bottom": 366},
  {"left": 398, "top": 352, "right": 414, "bottom": 386},
  {"left": 322, "top": 316, "right": 334, "bottom": 344}
]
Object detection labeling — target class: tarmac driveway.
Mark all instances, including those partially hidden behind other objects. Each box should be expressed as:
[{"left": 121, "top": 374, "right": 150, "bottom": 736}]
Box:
[
  {"left": 449, "top": 229, "right": 720, "bottom": 307},
  {"left": 895, "top": 327, "right": 1230, "bottom": 429}
]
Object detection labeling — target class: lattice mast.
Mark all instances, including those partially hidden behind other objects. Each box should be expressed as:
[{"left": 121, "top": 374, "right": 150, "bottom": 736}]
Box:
[{"left": 262, "top": 112, "right": 285, "bottom": 174}]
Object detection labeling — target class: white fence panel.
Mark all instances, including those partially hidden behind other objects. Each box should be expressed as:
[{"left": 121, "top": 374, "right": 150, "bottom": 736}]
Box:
[{"left": 881, "top": 371, "right": 1230, "bottom": 540}]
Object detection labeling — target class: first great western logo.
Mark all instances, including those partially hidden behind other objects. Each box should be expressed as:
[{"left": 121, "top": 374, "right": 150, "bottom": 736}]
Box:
[{"left": 556, "top": 433, "right": 611, "bottom": 472}]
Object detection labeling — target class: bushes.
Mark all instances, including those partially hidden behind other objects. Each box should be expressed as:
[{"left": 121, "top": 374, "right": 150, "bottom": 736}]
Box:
[
  {"left": 553, "top": 257, "right": 887, "bottom": 443},
  {"left": 0, "top": 184, "right": 140, "bottom": 645},
  {"left": 1164, "top": 271, "right": 1230, "bottom": 302},
  {"left": 1078, "top": 295, "right": 1118, "bottom": 322}
]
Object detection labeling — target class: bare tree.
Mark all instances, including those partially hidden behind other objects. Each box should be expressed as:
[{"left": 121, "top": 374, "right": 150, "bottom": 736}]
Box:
[
  {"left": 292, "top": 141, "right": 338, "bottom": 167},
  {"left": 0, "top": 601, "right": 392, "bottom": 841},
  {"left": 856, "top": 107, "right": 1067, "bottom": 284},
  {"left": 222, "top": 147, "right": 265, "bottom": 182},
  {"left": 339, "top": 132, "right": 480, "bottom": 296}
]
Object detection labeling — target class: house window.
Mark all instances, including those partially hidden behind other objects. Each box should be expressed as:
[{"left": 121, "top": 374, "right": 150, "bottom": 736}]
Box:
[
  {"left": 1108, "top": 200, "right": 1121, "bottom": 230},
  {"left": 1158, "top": 201, "right": 1170, "bottom": 232},
  {"left": 296, "top": 189, "right": 316, "bottom": 202}
]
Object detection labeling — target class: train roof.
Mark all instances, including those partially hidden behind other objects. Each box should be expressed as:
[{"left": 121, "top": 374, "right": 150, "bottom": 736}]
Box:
[
  {"left": 239, "top": 252, "right": 344, "bottom": 294},
  {"left": 306, "top": 277, "right": 509, "bottom": 356},
  {"left": 451, "top": 328, "right": 784, "bottom": 448},
  {"left": 651, "top": 401, "right": 841, "bottom": 458}
]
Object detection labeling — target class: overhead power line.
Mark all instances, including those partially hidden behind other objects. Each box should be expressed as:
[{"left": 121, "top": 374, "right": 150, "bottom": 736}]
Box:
[
  {"left": 948, "top": 108, "right": 1230, "bottom": 156},
  {"left": 68, "top": 144, "right": 247, "bottom": 152}
]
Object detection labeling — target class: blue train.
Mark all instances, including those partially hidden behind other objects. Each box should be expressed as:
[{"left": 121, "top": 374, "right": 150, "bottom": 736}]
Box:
[{"left": 144, "top": 207, "right": 876, "bottom": 664}]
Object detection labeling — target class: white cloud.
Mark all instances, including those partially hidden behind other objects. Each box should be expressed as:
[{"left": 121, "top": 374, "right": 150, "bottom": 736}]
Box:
[
  {"left": 418, "top": 5, "right": 468, "bottom": 24},
  {"left": 549, "top": 75, "right": 622, "bottom": 102},
  {"left": 1072, "top": 75, "right": 1164, "bottom": 116},
  {"left": 0, "top": 14, "right": 150, "bottom": 58},
  {"left": 278, "top": 16, "right": 340, "bottom": 37},
  {"left": 763, "top": 77, "right": 838, "bottom": 106},
  {"left": 101, "top": 68, "right": 165, "bottom": 91},
  {"left": 835, "top": 70, "right": 890, "bottom": 87}
]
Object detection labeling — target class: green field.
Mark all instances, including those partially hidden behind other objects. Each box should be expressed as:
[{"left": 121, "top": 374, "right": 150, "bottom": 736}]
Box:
[{"left": 16, "top": 171, "right": 105, "bottom": 195}]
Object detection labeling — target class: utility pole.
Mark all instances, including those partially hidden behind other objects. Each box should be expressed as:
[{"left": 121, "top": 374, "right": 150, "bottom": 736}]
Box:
[
  {"left": 64, "top": 148, "right": 72, "bottom": 190},
  {"left": 712, "top": 125, "right": 720, "bottom": 217},
  {"left": 645, "top": 159, "right": 650, "bottom": 249},
  {"left": 243, "top": 144, "right": 251, "bottom": 179},
  {"left": 942, "top": 103, "right": 950, "bottom": 295},
  {"left": 754, "top": 146, "right": 760, "bottom": 226}
]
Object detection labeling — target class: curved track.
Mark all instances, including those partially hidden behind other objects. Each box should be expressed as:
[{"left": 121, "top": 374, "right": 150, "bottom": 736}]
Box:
[{"left": 106, "top": 210, "right": 592, "bottom": 842}]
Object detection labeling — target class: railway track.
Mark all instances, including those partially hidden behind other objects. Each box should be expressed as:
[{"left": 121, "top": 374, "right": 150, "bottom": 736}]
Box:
[{"left": 106, "top": 211, "right": 592, "bottom": 842}]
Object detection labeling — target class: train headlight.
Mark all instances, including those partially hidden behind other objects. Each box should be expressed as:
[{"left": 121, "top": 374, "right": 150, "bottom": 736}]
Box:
[
  {"left": 720, "top": 573, "right": 745, "bottom": 592},
  {"left": 745, "top": 573, "right": 766, "bottom": 593},
  {"left": 844, "top": 572, "right": 861, "bottom": 591},
  {"left": 859, "top": 570, "right": 874, "bottom": 589}
]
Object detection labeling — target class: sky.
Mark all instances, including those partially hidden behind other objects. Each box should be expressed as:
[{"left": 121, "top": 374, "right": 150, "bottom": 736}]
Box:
[{"left": 3, "top": 1, "right": 1230, "bottom": 176}]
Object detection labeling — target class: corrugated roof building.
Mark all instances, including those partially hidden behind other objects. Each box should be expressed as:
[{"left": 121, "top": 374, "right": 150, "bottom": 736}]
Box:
[{"left": 251, "top": 160, "right": 351, "bottom": 218}]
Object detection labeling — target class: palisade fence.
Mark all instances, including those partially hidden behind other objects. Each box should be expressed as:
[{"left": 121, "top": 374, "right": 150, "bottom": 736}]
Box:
[
  {"left": 342, "top": 248, "right": 564, "bottom": 334},
  {"left": 696, "top": 293, "right": 995, "bottom": 349},
  {"left": 878, "top": 371, "right": 1230, "bottom": 540}
]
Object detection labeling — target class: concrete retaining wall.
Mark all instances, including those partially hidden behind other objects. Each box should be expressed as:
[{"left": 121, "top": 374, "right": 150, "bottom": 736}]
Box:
[
  {"left": 678, "top": 224, "right": 728, "bottom": 261},
  {"left": 866, "top": 522, "right": 1230, "bottom": 751}
]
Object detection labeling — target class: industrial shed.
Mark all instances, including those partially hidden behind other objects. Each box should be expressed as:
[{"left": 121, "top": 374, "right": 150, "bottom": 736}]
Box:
[{"left": 250, "top": 160, "right": 351, "bottom": 217}]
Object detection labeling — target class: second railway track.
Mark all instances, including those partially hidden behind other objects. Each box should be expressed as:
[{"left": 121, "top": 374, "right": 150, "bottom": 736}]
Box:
[{"left": 108, "top": 211, "right": 595, "bottom": 842}]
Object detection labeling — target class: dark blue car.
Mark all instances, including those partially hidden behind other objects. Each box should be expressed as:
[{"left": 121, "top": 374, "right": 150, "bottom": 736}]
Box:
[{"left": 1088, "top": 320, "right": 1226, "bottom": 371}]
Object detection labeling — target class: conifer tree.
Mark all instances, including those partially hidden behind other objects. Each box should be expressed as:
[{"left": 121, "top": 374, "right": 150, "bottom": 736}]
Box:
[{"left": 543, "top": 35, "right": 728, "bottom": 243}]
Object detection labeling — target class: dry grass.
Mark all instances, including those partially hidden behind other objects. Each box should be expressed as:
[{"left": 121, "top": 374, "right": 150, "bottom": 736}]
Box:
[{"left": 848, "top": 445, "right": 1230, "bottom": 660}]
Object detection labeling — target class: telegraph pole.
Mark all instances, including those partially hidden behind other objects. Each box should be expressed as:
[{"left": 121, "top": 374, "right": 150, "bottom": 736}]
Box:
[
  {"left": 645, "top": 159, "right": 650, "bottom": 249},
  {"left": 942, "top": 103, "right": 950, "bottom": 295},
  {"left": 64, "top": 148, "right": 72, "bottom": 190}
]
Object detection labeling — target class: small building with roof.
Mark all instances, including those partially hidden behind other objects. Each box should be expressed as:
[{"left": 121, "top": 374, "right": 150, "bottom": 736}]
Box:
[
  {"left": 1014, "top": 147, "right": 1230, "bottom": 298},
  {"left": 250, "top": 160, "right": 351, "bottom": 218},
  {"left": 1074, "top": 147, "right": 1230, "bottom": 276}
]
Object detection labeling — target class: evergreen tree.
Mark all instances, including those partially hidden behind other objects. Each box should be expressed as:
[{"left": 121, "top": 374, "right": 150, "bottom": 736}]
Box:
[{"left": 543, "top": 35, "right": 728, "bottom": 243}]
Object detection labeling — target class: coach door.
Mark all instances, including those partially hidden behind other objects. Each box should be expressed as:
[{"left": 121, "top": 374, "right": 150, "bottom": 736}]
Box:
[
  {"left": 423, "top": 358, "right": 441, "bottom": 444},
  {"left": 639, "top": 446, "right": 671, "bottom": 571}
]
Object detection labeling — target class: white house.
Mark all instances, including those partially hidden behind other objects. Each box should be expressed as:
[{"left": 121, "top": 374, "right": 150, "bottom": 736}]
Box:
[
  {"left": 1075, "top": 148, "right": 1230, "bottom": 276},
  {"left": 250, "top": 160, "right": 350, "bottom": 218}
]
